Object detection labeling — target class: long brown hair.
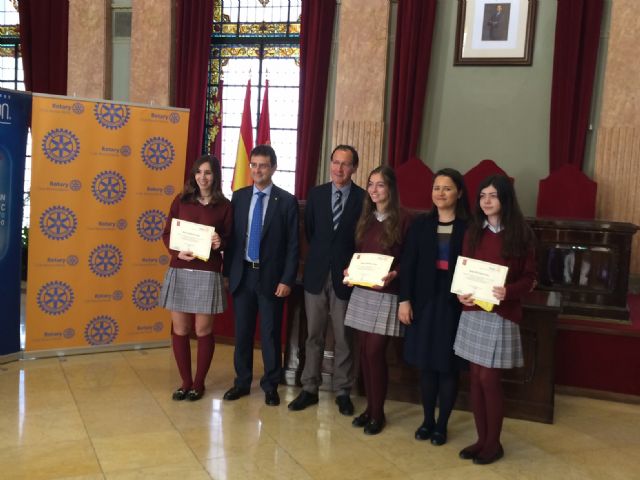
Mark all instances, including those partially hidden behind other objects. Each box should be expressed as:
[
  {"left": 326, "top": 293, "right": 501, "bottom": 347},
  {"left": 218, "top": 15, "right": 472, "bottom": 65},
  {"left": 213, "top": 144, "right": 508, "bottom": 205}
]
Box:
[
  {"left": 355, "top": 165, "right": 402, "bottom": 250},
  {"left": 180, "top": 155, "right": 226, "bottom": 205}
]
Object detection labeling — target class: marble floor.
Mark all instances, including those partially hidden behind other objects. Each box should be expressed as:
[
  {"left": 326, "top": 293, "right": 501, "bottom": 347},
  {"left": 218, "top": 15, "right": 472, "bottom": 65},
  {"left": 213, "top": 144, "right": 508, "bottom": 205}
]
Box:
[{"left": 1, "top": 344, "right": 639, "bottom": 480}]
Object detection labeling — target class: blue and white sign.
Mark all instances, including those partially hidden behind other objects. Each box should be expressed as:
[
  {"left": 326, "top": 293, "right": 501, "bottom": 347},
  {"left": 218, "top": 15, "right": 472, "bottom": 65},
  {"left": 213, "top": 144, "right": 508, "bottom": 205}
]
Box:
[{"left": 0, "top": 88, "right": 31, "bottom": 356}]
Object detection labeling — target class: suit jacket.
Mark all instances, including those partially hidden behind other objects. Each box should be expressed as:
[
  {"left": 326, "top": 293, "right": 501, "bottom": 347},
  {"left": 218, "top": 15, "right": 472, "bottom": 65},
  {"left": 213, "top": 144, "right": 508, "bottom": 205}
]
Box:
[
  {"left": 302, "top": 181, "right": 365, "bottom": 300},
  {"left": 398, "top": 213, "right": 467, "bottom": 315},
  {"left": 224, "top": 184, "right": 299, "bottom": 297}
]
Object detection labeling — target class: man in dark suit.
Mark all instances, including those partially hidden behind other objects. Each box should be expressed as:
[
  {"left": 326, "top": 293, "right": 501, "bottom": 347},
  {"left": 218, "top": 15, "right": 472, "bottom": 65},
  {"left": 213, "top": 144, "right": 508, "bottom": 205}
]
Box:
[
  {"left": 223, "top": 144, "right": 299, "bottom": 406},
  {"left": 288, "top": 145, "right": 364, "bottom": 415}
]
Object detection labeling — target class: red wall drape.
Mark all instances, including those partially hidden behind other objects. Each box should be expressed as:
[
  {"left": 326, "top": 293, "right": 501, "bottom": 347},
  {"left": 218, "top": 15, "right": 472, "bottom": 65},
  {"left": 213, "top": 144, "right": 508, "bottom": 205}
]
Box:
[
  {"left": 387, "top": 0, "right": 437, "bottom": 168},
  {"left": 294, "top": 0, "right": 336, "bottom": 200},
  {"left": 549, "top": 0, "right": 604, "bottom": 172},
  {"left": 175, "top": 0, "right": 214, "bottom": 180},
  {"left": 18, "top": 0, "right": 69, "bottom": 95}
]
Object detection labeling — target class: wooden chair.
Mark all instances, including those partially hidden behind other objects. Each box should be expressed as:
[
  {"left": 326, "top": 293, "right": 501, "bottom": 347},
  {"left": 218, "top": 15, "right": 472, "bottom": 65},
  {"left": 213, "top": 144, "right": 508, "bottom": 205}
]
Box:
[
  {"left": 536, "top": 164, "right": 597, "bottom": 219},
  {"left": 395, "top": 157, "right": 434, "bottom": 210}
]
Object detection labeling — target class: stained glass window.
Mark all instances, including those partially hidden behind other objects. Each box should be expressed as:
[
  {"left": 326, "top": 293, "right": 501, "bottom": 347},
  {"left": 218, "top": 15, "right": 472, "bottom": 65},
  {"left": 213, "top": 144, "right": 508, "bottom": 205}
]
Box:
[
  {"left": 205, "top": 0, "right": 301, "bottom": 197},
  {"left": 1, "top": 0, "right": 30, "bottom": 228}
]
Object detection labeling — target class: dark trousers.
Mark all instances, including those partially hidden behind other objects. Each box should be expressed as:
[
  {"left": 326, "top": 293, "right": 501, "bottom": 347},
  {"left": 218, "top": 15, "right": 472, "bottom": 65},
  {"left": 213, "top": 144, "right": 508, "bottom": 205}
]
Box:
[{"left": 232, "top": 265, "right": 284, "bottom": 392}]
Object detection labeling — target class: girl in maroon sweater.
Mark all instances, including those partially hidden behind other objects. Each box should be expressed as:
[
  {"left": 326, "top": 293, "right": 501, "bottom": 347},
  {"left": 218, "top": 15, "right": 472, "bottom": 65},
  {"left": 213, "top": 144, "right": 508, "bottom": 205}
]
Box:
[
  {"left": 160, "top": 155, "right": 232, "bottom": 401},
  {"left": 453, "top": 175, "right": 536, "bottom": 464},
  {"left": 344, "top": 165, "right": 412, "bottom": 435}
]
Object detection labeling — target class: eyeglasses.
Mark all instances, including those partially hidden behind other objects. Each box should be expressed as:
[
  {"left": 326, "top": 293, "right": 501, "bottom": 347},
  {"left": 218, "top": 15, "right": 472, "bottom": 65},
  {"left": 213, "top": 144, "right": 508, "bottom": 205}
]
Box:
[
  {"left": 249, "top": 162, "right": 272, "bottom": 170},
  {"left": 330, "top": 160, "right": 354, "bottom": 169}
]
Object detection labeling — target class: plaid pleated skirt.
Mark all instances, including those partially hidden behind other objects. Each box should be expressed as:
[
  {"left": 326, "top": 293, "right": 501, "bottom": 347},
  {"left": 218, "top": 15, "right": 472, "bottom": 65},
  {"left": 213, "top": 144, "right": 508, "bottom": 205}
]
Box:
[
  {"left": 344, "top": 287, "right": 403, "bottom": 337},
  {"left": 453, "top": 310, "right": 523, "bottom": 369},
  {"left": 160, "top": 267, "right": 226, "bottom": 314}
]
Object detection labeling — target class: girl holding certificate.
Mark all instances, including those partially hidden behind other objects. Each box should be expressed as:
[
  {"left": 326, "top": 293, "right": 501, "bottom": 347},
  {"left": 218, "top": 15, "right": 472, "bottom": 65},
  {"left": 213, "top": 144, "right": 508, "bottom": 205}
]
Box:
[
  {"left": 453, "top": 174, "right": 536, "bottom": 464},
  {"left": 160, "top": 155, "right": 232, "bottom": 401},
  {"left": 398, "top": 168, "right": 469, "bottom": 447},
  {"left": 344, "top": 165, "right": 412, "bottom": 435}
]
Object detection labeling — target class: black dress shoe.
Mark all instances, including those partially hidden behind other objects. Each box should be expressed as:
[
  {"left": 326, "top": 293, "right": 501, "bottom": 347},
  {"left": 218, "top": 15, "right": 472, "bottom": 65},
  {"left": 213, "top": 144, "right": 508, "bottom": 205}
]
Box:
[
  {"left": 172, "top": 388, "right": 188, "bottom": 401},
  {"left": 363, "top": 418, "right": 385, "bottom": 435},
  {"left": 430, "top": 431, "right": 447, "bottom": 446},
  {"left": 352, "top": 412, "right": 370, "bottom": 427},
  {"left": 459, "top": 444, "right": 480, "bottom": 460},
  {"left": 265, "top": 390, "right": 280, "bottom": 406},
  {"left": 473, "top": 445, "right": 504, "bottom": 465},
  {"left": 223, "top": 386, "right": 250, "bottom": 401},
  {"left": 288, "top": 391, "right": 318, "bottom": 411},
  {"left": 335, "top": 395, "right": 354, "bottom": 416},
  {"left": 187, "top": 389, "right": 204, "bottom": 401},
  {"left": 414, "top": 424, "right": 433, "bottom": 441}
]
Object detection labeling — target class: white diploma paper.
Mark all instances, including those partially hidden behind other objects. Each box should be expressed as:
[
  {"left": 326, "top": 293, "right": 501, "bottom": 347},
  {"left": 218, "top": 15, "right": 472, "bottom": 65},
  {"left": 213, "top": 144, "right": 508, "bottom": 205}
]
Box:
[
  {"left": 450, "top": 256, "right": 509, "bottom": 305},
  {"left": 344, "top": 253, "right": 394, "bottom": 288},
  {"left": 169, "top": 218, "right": 215, "bottom": 262}
]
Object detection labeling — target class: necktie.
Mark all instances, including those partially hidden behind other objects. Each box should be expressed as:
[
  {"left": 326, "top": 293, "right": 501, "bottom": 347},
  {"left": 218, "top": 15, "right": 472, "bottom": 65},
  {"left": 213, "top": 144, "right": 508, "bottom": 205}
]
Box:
[
  {"left": 248, "top": 192, "right": 266, "bottom": 261},
  {"left": 332, "top": 190, "right": 343, "bottom": 230}
]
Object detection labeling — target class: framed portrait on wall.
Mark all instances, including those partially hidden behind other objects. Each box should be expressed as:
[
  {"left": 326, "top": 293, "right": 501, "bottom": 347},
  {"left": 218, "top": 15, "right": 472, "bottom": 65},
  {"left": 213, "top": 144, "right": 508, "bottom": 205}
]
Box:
[{"left": 454, "top": 0, "right": 537, "bottom": 65}]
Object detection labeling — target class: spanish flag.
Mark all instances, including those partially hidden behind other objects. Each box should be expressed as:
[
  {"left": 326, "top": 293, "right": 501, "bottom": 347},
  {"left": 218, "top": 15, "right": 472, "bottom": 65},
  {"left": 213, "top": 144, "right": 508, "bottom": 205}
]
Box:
[
  {"left": 231, "top": 80, "right": 254, "bottom": 191},
  {"left": 257, "top": 80, "right": 271, "bottom": 145}
]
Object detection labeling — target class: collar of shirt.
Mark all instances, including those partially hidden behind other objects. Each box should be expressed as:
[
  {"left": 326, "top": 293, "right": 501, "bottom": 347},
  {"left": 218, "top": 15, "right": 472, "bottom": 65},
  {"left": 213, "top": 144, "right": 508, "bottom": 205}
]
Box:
[
  {"left": 483, "top": 219, "right": 504, "bottom": 233},
  {"left": 331, "top": 181, "right": 351, "bottom": 205},
  {"left": 253, "top": 183, "right": 273, "bottom": 196}
]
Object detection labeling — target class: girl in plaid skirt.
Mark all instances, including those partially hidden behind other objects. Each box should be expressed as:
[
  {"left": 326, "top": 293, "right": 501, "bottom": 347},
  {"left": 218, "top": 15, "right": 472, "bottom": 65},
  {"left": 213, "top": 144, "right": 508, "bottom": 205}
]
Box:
[{"left": 453, "top": 175, "right": 536, "bottom": 465}]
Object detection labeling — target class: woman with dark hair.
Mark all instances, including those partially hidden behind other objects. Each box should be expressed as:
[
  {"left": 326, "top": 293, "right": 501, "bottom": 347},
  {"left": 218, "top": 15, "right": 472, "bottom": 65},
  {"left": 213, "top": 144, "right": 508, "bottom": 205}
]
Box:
[
  {"left": 160, "top": 155, "right": 232, "bottom": 401},
  {"left": 454, "top": 174, "right": 536, "bottom": 464},
  {"left": 399, "top": 168, "right": 469, "bottom": 446},
  {"left": 344, "top": 165, "right": 412, "bottom": 435}
]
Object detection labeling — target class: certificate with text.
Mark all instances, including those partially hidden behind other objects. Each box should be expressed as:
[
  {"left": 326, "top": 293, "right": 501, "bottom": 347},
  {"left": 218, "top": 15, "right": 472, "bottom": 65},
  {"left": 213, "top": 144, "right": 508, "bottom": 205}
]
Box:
[
  {"left": 344, "top": 253, "right": 394, "bottom": 288},
  {"left": 169, "top": 218, "right": 215, "bottom": 262},
  {"left": 450, "top": 256, "right": 508, "bottom": 305}
]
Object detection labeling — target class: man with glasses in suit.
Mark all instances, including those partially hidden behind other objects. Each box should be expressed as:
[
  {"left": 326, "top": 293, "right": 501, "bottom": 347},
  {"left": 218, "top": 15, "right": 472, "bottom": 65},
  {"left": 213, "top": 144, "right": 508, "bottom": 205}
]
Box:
[{"left": 223, "top": 144, "right": 299, "bottom": 406}]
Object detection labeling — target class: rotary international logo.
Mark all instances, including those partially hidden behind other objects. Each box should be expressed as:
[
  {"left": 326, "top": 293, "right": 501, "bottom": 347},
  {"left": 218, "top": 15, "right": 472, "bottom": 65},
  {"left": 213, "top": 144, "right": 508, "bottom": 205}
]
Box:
[
  {"left": 140, "top": 136, "right": 175, "bottom": 171},
  {"left": 63, "top": 328, "right": 75, "bottom": 339},
  {"left": 37, "top": 281, "right": 74, "bottom": 315},
  {"left": 169, "top": 112, "right": 180, "bottom": 124},
  {"left": 136, "top": 209, "right": 166, "bottom": 241},
  {"left": 164, "top": 185, "right": 175, "bottom": 196},
  {"left": 72, "top": 103, "right": 84, "bottom": 114},
  {"left": 41, "top": 129, "right": 81, "bottom": 164},
  {"left": 88, "top": 244, "right": 123, "bottom": 277},
  {"left": 39, "top": 205, "right": 77, "bottom": 240},
  {"left": 132, "top": 279, "right": 162, "bottom": 311},
  {"left": 69, "top": 179, "right": 82, "bottom": 191},
  {"left": 93, "top": 103, "right": 131, "bottom": 129},
  {"left": 67, "top": 254, "right": 79, "bottom": 266},
  {"left": 120, "top": 145, "right": 131, "bottom": 157},
  {"left": 92, "top": 170, "right": 127, "bottom": 205},
  {"left": 84, "top": 316, "right": 119, "bottom": 345}
]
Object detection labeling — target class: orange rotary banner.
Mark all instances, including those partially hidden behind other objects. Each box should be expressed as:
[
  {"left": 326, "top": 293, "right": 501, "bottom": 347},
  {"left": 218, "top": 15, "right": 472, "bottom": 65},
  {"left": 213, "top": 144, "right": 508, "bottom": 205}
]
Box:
[{"left": 26, "top": 94, "right": 188, "bottom": 353}]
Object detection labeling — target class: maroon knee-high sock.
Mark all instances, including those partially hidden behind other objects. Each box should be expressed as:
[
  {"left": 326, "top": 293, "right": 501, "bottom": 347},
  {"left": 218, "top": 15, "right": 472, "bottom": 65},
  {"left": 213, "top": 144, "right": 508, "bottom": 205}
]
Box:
[
  {"left": 358, "top": 331, "right": 372, "bottom": 416},
  {"left": 464, "top": 363, "right": 488, "bottom": 455},
  {"left": 172, "top": 332, "right": 192, "bottom": 390},
  {"left": 193, "top": 334, "right": 215, "bottom": 391},
  {"left": 362, "top": 332, "right": 389, "bottom": 422},
  {"left": 479, "top": 366, "right": 504, "bottom": 457}
]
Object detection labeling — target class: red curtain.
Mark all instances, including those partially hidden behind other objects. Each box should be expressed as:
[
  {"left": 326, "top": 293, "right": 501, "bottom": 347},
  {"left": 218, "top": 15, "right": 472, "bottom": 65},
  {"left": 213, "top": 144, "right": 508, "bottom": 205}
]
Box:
[
  {"left": 294, "top": 0, "right": 336, "bottom": 200},
  {"left": 18, "top": 0, "right": 69, "bottom": 94},
  {"left": 387, "top": 0, "right": 437, "bottom": 168},
  {"left": 175, "top": 0, "right": 214, "bottom": 180},
  {"left": 549, "top": 0, "right": 604, "bottom": 172}
]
